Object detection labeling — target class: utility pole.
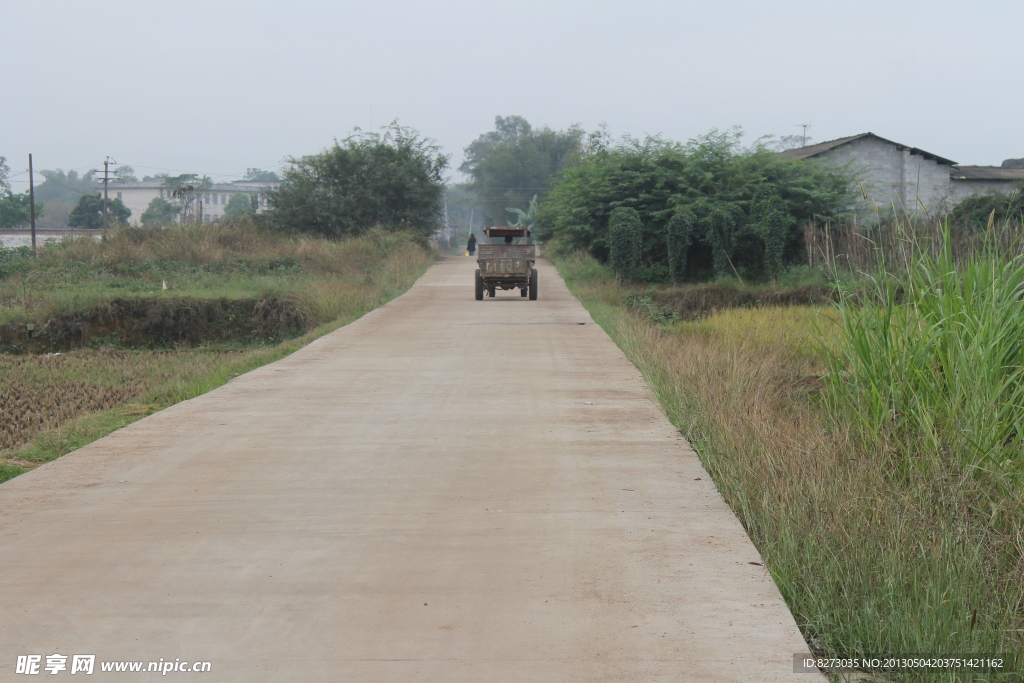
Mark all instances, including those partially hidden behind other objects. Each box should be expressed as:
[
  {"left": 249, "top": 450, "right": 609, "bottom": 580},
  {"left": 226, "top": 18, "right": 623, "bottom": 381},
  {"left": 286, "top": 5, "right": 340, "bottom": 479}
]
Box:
[
  {"left": 796, "top": 123, "right": 812, "bottom": 147},
  {"left": 102, "top": 157, "right": 111, "bottom": 229},
  {"left": 28, "top": 154, "right": 37, "bottom": 257}
]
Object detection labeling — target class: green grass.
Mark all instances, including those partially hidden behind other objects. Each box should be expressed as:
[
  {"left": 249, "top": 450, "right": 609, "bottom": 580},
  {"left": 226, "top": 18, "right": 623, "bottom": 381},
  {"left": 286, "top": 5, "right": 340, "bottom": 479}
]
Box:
[
  {"left": 557, "top": 250, "right": 1024, "bottom": 681},
  {"left": 1, "top": 224, "right": 435, "bottom": 482}
]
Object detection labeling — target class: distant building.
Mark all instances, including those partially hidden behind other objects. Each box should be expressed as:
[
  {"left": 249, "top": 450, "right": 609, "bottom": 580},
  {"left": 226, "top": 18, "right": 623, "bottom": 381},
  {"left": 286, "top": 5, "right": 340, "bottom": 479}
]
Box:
[
  {"left": 780, "top": 132, "right": 1024, "bottom": 221},
  {"left": 106, "top": 179, "right": 278, "bottom": 225},
  {"left": 949, "top": 166, "right": 1024, "bottom": 203},
  {"left": 780, "top": 133, "right": 957, "bottom": 218}
]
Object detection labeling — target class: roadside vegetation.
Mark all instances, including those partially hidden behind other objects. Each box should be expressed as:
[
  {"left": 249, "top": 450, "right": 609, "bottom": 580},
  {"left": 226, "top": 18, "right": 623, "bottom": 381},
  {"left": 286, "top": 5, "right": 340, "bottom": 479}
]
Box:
[
  {"left": 0, "top": 224, "right": 433, "bottom": 482},
  {"left": 556, "top": 224, "right": 1024, "bottom": 679}
]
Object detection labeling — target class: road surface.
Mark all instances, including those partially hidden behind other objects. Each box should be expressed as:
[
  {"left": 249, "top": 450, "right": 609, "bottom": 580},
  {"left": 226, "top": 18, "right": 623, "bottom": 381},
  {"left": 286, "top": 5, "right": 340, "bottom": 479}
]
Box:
[{"left": 0, "top": 257, "right": 817, "bottom": 681}]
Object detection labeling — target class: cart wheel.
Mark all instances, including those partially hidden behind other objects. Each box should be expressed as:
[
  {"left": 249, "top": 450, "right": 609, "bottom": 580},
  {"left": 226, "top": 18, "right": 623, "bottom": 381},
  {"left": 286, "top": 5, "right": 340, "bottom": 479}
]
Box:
[
  {"left": 474, "top": 269, "right": 483, "bottom": 300},
  {"left": 529, "top": 268, "right": 538, "bottom": 300},
  {"left": 488, "top": 287, "right": 496, "bottom": 298},
  {"left": 521, "top": 287, "right": 528, "bottom": 297}
]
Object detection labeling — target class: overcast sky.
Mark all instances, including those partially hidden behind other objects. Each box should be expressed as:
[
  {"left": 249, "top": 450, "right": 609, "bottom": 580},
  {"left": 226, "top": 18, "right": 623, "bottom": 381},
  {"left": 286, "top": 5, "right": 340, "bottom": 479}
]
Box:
[{"left": 3, "top": 0, "right": 1022, "bottom": 191}]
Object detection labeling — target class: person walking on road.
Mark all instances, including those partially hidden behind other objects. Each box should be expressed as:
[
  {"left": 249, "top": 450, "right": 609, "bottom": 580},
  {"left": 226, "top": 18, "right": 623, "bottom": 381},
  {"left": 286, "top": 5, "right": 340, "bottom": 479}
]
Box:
[{"left": 466, "top": 233, "right": 477, "bottom": 256}]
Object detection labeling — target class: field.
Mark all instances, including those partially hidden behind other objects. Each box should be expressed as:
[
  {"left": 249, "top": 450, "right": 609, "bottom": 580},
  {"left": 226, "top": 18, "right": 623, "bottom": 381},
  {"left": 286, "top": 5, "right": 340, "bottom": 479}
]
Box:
[
  {"left": 558, "top": 246, "right": 1024, "bottom": 681},
  {"left": 0, "top": 222, "right": 434, "bottom": 482}
]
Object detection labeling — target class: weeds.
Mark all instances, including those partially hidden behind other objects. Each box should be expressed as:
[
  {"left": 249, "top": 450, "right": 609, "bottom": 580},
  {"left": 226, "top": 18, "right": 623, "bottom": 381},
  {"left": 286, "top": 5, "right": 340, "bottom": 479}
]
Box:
[
  {"left": 0, "top": 220, "right": 427, "bottom": 327},
  {"left": 558, "top": 249, "right": 1024, "bottom": 681}
]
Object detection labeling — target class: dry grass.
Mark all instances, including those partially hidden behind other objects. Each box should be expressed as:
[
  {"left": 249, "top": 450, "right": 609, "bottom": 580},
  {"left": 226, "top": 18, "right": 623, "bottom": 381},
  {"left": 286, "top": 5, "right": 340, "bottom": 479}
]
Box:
[
  {"left": 0, "top": 221, "right": 429, "bottom": 327},
  {"left": 0, "top": 227, "right": 434, "bottom": 481},
  {"left": 804, "top": 216, "right": 1024, "bottom": 274},
  {"left": 559, "top": 253, "right": 1024, "bottom": 681}
]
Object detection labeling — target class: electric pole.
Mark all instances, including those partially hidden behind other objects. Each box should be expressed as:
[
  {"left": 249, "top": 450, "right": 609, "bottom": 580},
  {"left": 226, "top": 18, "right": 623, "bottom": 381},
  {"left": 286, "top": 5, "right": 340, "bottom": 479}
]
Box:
[
  {"left": 28, "top": 154, "right": 37, "bottom": 257},
  {"left": 796, "top": 123, "right": 812, "bottom": 147},
  {"left": 103, "top": 157, "right": 109, "bottom": 229}
]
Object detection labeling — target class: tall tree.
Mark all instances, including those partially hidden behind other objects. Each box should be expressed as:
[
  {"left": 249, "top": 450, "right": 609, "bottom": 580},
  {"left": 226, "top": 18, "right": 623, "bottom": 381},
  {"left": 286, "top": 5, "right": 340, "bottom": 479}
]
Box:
[
  {"left": 34, "top": 169, "right": 99, "bottom": 204},
  {"left": 243, "top": 168, "right": 279, "bottom": 182},
  {"left": 114, "top": 165, "right": 138, "bottom": 182},
  {"left": 0, "top": 156, "right": 10, "bottom": 195},
  {"left": 460, "top": 115, "right": 584, "bottom": 224},
  {"left": 163, "top": 173, "right": 213, "bottom": 223},
  {"left": 267, "top": 122, "right": 448, "bottom": 238}
]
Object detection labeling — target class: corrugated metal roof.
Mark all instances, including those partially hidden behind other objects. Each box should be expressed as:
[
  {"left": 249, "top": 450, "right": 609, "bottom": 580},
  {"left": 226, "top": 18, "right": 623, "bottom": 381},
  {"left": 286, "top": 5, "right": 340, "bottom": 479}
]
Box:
[
  {"left": 779, "top": 132, "right": 957, "bottom": 166},
  {"left": 951, "top": 166, "right": 1024, "bottom": 181}
]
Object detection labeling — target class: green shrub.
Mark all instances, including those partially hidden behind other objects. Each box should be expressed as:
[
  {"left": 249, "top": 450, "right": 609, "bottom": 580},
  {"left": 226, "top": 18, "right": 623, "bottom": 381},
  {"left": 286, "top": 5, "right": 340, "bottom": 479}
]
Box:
[
  {"left": 608, "top": 207, "right": 642, "bottom": 280},
  {"left": 537, "top": 129, "right": 853, "bottom": 282}
]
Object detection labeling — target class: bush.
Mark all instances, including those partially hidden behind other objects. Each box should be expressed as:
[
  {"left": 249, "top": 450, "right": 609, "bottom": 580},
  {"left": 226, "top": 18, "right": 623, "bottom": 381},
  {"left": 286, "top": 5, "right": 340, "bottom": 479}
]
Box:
[
  {"left": 608, "top": 207, "right": 642, "bottom": 280},
  {"left": 69, "top": 194, "right": 131, "bottom": 229},
  {"left": 537, "top": 129, "right": 853, "bottom": 282},
  {"left": 949, "top": 191, "right": 1024, "bottom": 228},
  {"left": 267, "top": 122, "right": 448, "bottom": 238},
  {"left": 140, "top": 197, "right": 182, "bottom": 227}
]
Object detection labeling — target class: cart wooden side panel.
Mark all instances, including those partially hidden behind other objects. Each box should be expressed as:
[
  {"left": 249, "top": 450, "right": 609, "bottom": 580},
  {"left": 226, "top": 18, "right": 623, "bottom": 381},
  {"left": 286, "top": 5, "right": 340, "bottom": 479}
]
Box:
[{"left": 477, "top": 244, "right": 536, "bottom": 278}]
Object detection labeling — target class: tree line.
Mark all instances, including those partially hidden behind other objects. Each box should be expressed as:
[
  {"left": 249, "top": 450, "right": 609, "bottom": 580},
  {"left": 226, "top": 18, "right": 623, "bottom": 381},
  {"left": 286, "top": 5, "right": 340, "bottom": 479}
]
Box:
[
  {"left": 10, "top": 118, "right": 1016, "bottom": 283},
  {"left": 0, "top": 160, "right": 280, "bottom": 231}
]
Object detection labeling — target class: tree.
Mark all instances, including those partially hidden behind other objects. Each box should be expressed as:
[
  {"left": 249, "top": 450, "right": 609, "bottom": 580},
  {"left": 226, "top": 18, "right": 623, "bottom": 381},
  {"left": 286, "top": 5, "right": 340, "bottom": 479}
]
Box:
[
  {"left": 267, "top": 122, "right": 448, "bottom": 238},
  {"left": 665, "top": 210, "right": 693, "bottom": 283},
  {"left": 0, "top": 193, "right": 45, "bottom": 230},
  {"left": 243, "top": 168, "right": 279, "bottom": 182},
  {"left": 223, "top": 192, "right": 255, "bottom": 219},
  {"left": 68, "top": 194, "right": 130, "bottom": 229},
  {"left": 538, "top": 129, "right": 853, "bottom": 281},
  {"left": 140, "top": 197, "right": 182, "bottom": 226},
  {"left": 34, "top": 169, "right": 99, "bottom": 204},
  {"left": 460, "top": 115, "right": 584, "bottom": 224},
  {"left": 114, "top": 165, "right": 138, "bottom": 182},
  {"left": 763, "top": 134, "right": 814, "bottom": 152},
  {"left": 163, "top": 173, "right": 213, "bottom": 223},
  {"left": 608, "top": 207, "right": 642, "bottom": 280},
  {"left": 0, "top": 156, "right": 10, "bottom": 195},
  {"left": 749, "top": 187, "right": 790, "bottom": 281}
]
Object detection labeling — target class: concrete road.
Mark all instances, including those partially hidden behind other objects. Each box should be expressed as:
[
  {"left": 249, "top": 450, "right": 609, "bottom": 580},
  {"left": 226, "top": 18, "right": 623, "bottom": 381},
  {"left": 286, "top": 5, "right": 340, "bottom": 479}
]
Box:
[{"left": 0, "top": 257, "right": 817, "bottom": 681}]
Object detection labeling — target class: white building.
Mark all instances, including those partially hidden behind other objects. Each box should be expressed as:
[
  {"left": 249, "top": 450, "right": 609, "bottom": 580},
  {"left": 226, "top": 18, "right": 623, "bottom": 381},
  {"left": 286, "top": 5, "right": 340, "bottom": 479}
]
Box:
[{"left": 106, "top": 179, "right": 278, "bottom": 225}]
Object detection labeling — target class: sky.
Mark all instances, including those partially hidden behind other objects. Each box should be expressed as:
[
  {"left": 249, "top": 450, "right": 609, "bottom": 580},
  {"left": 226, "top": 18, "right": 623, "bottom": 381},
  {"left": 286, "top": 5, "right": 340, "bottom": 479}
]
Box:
[{"left": 2, "top": 0, "right": 1022, "bottom": 192}]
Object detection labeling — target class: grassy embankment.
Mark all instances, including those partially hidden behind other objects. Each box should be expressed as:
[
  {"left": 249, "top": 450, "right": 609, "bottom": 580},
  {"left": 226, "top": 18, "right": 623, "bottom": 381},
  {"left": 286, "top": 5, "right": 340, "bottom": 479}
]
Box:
[
  {"left": 0, "top": 222, "right": 434, "bottom": 483},
  {"left": 557, "top": 237, "right": 1024, "bottom": 681}
]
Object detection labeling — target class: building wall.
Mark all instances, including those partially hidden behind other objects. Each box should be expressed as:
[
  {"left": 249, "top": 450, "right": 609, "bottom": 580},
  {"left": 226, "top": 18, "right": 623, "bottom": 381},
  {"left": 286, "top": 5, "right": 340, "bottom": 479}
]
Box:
[
  {"left": 949, "top": 179, "right": 1024, "bottom": 203},
  {"left": 108, "top": 182, "right": 274, "bottom": 225},
  {"left": 111, "top": 186, "right": 161, "bottom": 224},
  {"left": 817, "top": 137, "right": 953, "bottom": 220},
  {"left": 900, "top": 150, "right": 953, "bottom": 215}
]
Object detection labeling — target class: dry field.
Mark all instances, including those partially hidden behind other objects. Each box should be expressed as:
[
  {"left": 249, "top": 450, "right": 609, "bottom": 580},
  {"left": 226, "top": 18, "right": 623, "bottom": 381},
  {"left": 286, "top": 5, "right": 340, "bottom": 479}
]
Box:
[{"left": 0, "top": 225, "right": 434, "bottom": 482}]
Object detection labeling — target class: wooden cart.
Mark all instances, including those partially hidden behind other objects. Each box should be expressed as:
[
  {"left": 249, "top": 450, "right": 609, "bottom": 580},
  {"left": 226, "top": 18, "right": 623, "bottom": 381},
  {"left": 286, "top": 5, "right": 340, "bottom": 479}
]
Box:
[{"left": 474, "top": 227, "right": 538, "bottom": 300}]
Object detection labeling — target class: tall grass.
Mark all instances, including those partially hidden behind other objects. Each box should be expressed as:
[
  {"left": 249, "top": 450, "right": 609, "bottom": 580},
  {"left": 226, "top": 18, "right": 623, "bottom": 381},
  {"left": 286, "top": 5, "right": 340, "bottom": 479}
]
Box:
[
  {"left": 558, "top": 248, "right": 1024, "bottom": 681},
  {"left": 804, "top": 216, "right": 1024, "bottom": 274},
  {"left": 0, "top": 220, "right": 428, "bottom": 326},
  {"left": 822, "top": 223, "right": 1024, "bottom": 477}
]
